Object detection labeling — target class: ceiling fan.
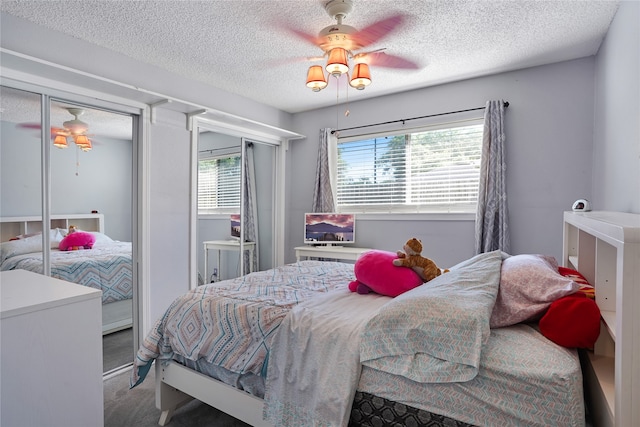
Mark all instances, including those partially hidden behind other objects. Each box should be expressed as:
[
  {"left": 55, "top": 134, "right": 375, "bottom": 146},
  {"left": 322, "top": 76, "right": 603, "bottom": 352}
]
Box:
[
  {"left": 18, "top": 107, "right": 94, "bottom": 151},
  {"left": 278, "top": 0, "right": 420, "bottom": 91}
]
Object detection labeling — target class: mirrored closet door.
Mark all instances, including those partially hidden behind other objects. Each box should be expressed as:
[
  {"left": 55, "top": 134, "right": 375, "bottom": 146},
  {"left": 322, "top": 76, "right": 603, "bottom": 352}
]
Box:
[
  {"left": 194, "top": 126, "right": 277, "bottom": 286},
  {"left": 0, "top": 85, "right": 138, "bottom": 375}
]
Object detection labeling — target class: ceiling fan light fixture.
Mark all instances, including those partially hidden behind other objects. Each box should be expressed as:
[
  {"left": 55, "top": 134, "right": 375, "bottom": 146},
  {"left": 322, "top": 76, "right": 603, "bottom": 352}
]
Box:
[
  {"left": 306, "top": 65, "right": 328, "bottom": 91},
  {"left": 63, "top": 119, "right": 89, "bottom": 135},
  {"left": 53, "top": 134, "right": 68, "bottom": 148},
  {"left": 349, "top": 63, "right": 371, "bottom": 90},
  {"left": 74, "top": 135, "right": 92, "bottom": 151},
  {"left": 63, "top": 108, "right": 89, "bottom": 135},
  {"left": 326, "top": 48, "right": 349, "bottom": 76}
]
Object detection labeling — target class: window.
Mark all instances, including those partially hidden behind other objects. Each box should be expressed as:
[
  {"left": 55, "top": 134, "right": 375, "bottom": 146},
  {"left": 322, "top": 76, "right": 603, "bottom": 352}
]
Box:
[
  {"left": 198, "top": 154, "right": 241, "bottom": 214},
  {"left": 336, "top": 120, "right": 483, "bottom": 213}
]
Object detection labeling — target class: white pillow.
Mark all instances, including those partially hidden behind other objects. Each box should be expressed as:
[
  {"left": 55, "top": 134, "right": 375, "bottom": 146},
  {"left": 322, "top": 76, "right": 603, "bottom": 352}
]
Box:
[
  {"left": 1, "top": 235, "right": 43, "bottom": 264},
  {"left": 88, "top": 231, "right": 115, "bottom": 246},
  {"left": 490, "top": 254, "right": 579, "bottom": 328}
]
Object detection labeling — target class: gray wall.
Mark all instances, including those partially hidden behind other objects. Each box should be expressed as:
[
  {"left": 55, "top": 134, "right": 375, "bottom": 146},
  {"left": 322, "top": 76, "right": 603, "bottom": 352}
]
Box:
[
  {"left": 592, "top": 0, "right": 640, "bottom": 213},
  {"left": 288, "top": 58, "right": 596, "bottom": 267},
  {"left": 1, "top": 121, "right": 133, "bottom": 241}
]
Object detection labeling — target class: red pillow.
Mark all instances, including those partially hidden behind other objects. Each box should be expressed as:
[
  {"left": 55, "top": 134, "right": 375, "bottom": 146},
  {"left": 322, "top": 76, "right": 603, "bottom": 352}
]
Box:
[
  {"left": 539, "top": 293, "right": 601, "bottom": 348},
  {"left": 558, "top": 266, "right": 595, "bottom": 299}
]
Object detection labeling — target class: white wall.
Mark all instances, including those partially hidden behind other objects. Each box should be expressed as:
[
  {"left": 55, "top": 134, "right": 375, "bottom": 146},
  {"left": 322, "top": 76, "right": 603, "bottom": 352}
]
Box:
[
  {"left": 288, "top": 58, "right": 596, "bottom": 266},
  {"left": 593, "top": 0, "right": 640, "bottom": 213},
  {"left": 147, "top": 108, "right": 192, "bottom": 324}
]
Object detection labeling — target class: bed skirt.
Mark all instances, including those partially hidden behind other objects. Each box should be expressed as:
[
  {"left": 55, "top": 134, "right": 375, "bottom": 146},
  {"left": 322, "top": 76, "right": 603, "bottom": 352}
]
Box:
[{"left": 349, "top": 391, "right": 476, "bottom": 427}]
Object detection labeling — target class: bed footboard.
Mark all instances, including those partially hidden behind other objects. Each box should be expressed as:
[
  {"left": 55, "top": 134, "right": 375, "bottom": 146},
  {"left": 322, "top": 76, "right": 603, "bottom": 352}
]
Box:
[{"left": 155, "top": 361, "right": 273, "bottom": 427}]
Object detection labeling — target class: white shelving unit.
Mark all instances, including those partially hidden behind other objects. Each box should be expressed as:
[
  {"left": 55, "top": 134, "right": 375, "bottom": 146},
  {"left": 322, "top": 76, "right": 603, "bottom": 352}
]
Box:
[
  {"left": 563, "top": 211, "right": 640, "bottom": 427},
  {"left": 0, "top": 213, "right": 104, "bottom": 241}
]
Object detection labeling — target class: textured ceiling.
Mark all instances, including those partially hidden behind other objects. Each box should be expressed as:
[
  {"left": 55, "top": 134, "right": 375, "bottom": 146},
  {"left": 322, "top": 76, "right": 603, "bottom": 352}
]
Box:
[{"left": 1, "top": 0, "right": 620, "bottom": 114}]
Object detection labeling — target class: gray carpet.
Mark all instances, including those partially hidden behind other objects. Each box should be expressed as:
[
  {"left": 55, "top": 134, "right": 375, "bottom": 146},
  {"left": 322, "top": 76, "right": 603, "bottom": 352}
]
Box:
[
  {"left": 103, "top": 328, "right": 134, "bottom": 373},
  {"left": 104, "top": 366, "right": 251, "bottom": 427}
]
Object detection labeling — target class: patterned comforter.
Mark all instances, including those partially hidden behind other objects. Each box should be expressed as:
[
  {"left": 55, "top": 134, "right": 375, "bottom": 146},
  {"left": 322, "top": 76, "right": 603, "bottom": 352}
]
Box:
[
  {"left": 131, "top": 261, "right": 356, "bottom": 387},
  {"left": 0, "top": 242, "right": 132, "bottom": 304},
  {"left": 131, "top": 254, "right": 585, "bottom": 427}
]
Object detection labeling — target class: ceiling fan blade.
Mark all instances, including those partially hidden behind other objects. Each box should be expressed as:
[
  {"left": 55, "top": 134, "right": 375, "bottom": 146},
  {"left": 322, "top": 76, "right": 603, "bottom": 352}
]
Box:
[
  {"left": 351, "top": 13, "right": 408, "bottom": 48},
  {"left": 274, "top": 22, "right": 322, "bottom": 47},
  {"left": 17, "top": 123, "right": 69, "bottom": 136},
  {"left": 266, "top": 54, "right": 325, "bottom": 68},
  {"left": 364, "top": 51, "right": 420, "bottom": 69},
  {"left": 17, "top": 122, "right": 42, "bottom": 130}
]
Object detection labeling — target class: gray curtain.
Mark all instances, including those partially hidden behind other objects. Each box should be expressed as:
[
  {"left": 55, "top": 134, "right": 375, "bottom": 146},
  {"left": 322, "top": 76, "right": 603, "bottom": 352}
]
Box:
[
  {"left": 312, "top": 128, "right": 336, "bottom": 212},
  {"left": 475, "top": 100, "right": 510, "bottom": 254},
  {"left": 242, "top": 142, "right": 258, "bottom": 274}
]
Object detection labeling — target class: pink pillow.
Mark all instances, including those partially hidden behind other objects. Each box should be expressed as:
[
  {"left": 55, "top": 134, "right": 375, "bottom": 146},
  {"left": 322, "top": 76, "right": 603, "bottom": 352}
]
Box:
[
  {"left": 348, "top": 250, "right": 423, "bottom": 297},
  {"left": 490, "top": 254, "right": 579, "bottom": 328},
  {"left": 58, "top": 231, "right": 96, "bottom": 251}
]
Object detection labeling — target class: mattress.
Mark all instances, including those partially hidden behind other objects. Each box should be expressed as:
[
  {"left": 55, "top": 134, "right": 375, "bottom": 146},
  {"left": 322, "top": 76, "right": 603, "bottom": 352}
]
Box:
[
  {"left": 1, "top": 242, "right": 133, "bottom": 304},
  {"left": 356, "top": 324, "right": 584, "bottom": 427},
  {"left": 164, "top": 323, "right": 583, "bottom": 427}
]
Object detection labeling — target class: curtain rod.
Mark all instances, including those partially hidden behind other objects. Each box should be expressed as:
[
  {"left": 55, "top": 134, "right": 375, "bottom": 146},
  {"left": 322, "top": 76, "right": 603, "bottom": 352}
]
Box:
[{"left": 332, "top": 101, "right": 509, "bottom": 134}]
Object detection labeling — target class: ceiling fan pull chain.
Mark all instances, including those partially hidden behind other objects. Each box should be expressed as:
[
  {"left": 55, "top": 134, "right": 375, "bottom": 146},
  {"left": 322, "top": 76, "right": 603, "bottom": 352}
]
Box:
[
  {"left": 76, "top": 146, "right": 80, "bottom": 176},
  {"left": 344, "top": 74, "right": 350, "bottom": 117}
]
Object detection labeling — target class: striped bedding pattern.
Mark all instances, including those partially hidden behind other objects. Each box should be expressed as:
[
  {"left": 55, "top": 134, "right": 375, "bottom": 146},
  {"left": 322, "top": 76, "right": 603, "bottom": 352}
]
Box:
[{"left": 0, "top": 242, "right": 132, "bottom": 304}]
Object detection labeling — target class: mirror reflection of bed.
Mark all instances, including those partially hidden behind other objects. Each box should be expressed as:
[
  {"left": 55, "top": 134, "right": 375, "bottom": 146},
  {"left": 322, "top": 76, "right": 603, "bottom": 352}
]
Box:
[
  {"left": 0, "top": 86, "right": 138, "bottom": 376},
  {"left": 0, "top": 214, "right": 133, "bottom": 372}
]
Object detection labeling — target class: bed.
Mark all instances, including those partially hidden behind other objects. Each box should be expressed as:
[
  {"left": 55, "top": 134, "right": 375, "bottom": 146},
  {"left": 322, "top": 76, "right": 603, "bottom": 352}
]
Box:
[
  {"left": 0, "top": 214, "right": 133, "bottom": 335},
  {"left": 131, "top": 242, "right": 598, "bottom": 427}
]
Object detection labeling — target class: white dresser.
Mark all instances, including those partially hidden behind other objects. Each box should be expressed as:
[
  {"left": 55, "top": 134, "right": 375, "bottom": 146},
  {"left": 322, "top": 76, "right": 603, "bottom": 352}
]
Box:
[{"left": 1, "top": 270, "right": 104, "bottom": 427}]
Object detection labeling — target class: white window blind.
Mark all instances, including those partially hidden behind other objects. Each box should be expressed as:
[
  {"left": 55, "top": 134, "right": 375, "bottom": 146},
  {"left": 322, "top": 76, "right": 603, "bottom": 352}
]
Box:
[
  {"left": 336, "top": 121, "right": 483, "bottom": 213},
  {"left": 198, "top": 155, "right": 241, "bottom": 214}
]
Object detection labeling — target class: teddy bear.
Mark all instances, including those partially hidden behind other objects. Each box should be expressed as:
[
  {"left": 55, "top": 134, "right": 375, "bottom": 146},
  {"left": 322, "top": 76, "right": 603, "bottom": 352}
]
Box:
[{"left": 392, "top": 237, "right": 449, "bottom": 282}]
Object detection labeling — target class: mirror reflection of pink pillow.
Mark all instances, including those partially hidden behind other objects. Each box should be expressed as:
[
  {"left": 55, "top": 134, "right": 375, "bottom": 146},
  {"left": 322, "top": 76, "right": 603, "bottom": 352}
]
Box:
[{"left": 58, "top": 231, "right": 96, "bottom": 251}]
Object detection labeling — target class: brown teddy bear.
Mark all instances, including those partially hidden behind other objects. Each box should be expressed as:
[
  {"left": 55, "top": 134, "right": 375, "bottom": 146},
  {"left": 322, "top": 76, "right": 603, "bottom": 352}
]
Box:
[{"left": 392, "top": 238, "right": 449, "bottom": 282}]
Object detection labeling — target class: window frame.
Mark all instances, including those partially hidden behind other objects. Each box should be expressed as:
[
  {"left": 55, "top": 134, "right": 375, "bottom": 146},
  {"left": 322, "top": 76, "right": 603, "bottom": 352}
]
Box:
[{"left": 333, "top": 118, "right": 484, "bottom": 215}]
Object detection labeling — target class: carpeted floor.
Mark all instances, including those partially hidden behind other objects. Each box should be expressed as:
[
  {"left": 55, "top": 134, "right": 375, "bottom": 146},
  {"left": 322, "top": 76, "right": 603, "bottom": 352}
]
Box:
[
  {"left": 103, "top": 328, "right": 134, "bottom": 373},
  {"left": 104, "top": 365, "right": 251, "bottom": 427}
]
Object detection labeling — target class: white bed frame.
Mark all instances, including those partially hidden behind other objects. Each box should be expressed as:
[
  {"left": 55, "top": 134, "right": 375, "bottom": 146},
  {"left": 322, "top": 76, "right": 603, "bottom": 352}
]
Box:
[
  {"left": 563, "top": 211, "right": 639, "bottom": 427},
  {"left": 0, "top": 213, "right": 134, "bottom": 335},
  {"left": 155, "top": 361, "right": 272, "bottom": 426}
]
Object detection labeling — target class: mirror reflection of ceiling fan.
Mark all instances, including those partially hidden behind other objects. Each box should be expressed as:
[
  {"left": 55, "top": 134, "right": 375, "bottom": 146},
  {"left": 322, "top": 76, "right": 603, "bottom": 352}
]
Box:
[
  {"left": 277, "top": 0, "right": 420, "bottom": 91},
  {"left": 18, "top": 107, "right": 95, "bottom": 151},
  {"left": 53, "top": 108, "right": 93, "bottom": 151}
]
